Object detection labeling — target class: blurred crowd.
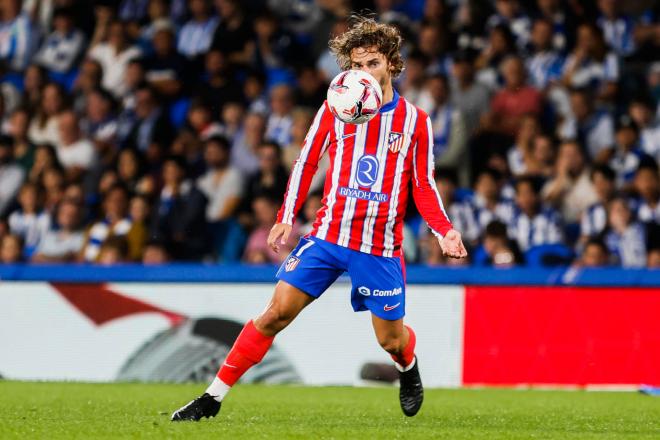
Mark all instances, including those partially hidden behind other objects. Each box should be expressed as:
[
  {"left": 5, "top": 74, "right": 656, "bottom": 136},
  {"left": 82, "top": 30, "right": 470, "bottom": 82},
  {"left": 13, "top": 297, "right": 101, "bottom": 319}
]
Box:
[{"left": 0, "top": 0, "right": 658, "bottom": 268}]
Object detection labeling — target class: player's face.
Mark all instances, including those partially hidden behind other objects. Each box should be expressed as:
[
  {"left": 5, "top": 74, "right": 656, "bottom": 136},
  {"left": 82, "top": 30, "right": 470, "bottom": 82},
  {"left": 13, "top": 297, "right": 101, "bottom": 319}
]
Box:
[{"left": 350, "top": 47, "right": 392, "bottom": 90}]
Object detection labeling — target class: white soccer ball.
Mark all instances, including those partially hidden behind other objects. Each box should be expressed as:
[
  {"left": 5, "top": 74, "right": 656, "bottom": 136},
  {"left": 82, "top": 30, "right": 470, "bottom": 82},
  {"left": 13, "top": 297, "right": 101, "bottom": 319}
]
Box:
[{"left": 327, "top": 70, "right": 383, "bottom": 125}]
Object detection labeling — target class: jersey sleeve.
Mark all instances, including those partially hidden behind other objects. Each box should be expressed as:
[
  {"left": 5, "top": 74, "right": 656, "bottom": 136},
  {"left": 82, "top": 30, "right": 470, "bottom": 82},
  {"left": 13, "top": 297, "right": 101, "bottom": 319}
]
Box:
[
  {"left": 411, "top": 112, "right": 454, "bottom": 238},
  {"left": 276, "top": 103, "right": 333, "bottom": 225}
]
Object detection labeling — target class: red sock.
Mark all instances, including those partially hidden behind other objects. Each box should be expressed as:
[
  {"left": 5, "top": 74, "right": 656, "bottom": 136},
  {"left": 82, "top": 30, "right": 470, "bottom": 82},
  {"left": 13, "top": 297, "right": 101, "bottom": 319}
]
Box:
[
  {"left": 390, "top": 325, "right": 416, "bottom": 368},
  {"left": 217, "top": 320, "right": 274, "bottom": 386}
]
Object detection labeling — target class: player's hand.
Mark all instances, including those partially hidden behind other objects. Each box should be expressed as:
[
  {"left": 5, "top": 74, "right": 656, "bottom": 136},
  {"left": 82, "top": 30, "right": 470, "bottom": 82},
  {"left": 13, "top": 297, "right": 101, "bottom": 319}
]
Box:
[
  {"left": 267, "top": 223, "right": 292, "bottom": 253},
  {"left": 439, "top": 229, "right": 468, "bottom": 259}
]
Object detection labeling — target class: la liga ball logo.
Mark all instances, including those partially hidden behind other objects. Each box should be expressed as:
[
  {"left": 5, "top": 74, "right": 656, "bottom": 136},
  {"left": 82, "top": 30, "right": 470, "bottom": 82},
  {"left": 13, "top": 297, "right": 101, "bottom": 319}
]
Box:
[{"left": 327, "top": 70, "right": 383, "bottom": 125}]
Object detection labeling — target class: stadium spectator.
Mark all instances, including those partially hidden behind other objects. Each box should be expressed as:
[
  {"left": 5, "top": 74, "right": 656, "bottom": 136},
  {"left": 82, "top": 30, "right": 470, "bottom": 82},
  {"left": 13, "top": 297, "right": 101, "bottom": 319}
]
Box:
[
  {"left": 628, "top": 97, "right": 660, "bottom": 163},
  {"left": 21, "top": 64, "right": 47, "bottom": 114},
  {"left": 41, "top": 166, "right": 64, "bottom": 213},
  {"left": 449, "top": 50, "right": 491, "bottom": 136},
  {"left": 193, "top": 49, "right": 244, "bottom": 117},
  {"left": 124, "top": 85, "right": 173, "bottom": 158},
  {"left": 81, "top": 184, "right": 145, "bottom": 262},
  {"left": 178, "top": 0, "right": 218, "bottom": 59},
  {"left": 230, "top": 111, "right": 265, "bottom": 175},
  {"left": 89, "top": 20, "right": 142, "bottom": 98},
  {"left": 543, "top": 141, "right": 598, "bottom": 224},
  {"left": 211, "top": 0, "right": 254, "bottom": 65},
  {"left": 421, "top": 74, "right": 469, "bottom": 186},
  {"left": 0, "top": 135, "right": 24, "bottom": 217},
  {"left": 534, "top": 0, "right": 570, "bottom": 52},
  {"left": 71, "top": 58, "right": 103, "bottom": 114},
  {"left": 55, "top": 110, "right": 96, "bottom": 181},
  {"left": 596, "top": 0, "right": 636, "bottom": 57},
  {"left": 398, "top": 50, "right": 429, "bottom": 107},
  {"left": 152, "top": 155, "right": 207, "bottom": 260},
  {"left": 609, "top": 115, "right": 651, "bottom": 190},
  {"left": 28, "top": 82, "right": 66, "bottom": 146},
  {"left": 97, "top": 235, "right": 129, "bottom": 265},
  {"left": 524, "top": 133, "right": 555, "bottom": 179},
  {"left": 525, "top": 18, "right": 564, "bottom": 91},
  {"left": 0, "top": 0, "right": 39, "bottom": 72},
  {"left": 559, "top": 88, "right": 614, "bottom": 162},
  {"left": 197, "top": 135, "right": 245, "bottom": 261},
  {"left": 294, "top": 66, "right": 326, "bottom": 111},
  {"left": 243, "top": 194, "right": 298, "bottom": 264},
  {"left": 5, "top": 107, "right": 34, "bottom": 173},
  {"left": 80, "top": 88, "right": 118, "bottom": 165},
  {"left": 507, "top": 114, "right": 540, "bottom": 177},
  {"left": 474, "top": 25, "right": 517, "bottom": 90},
  {"left": 634, "top": 162, "right": 660, "bottom": 224},
  {"left": 486, "top": 0, "right": 530, "bottom": 49},
  {"left": 240, "top": 141, "right": 288, "bottom": 218},
  {"left": 482, "top": 55, "right": 543, "bottom": 138},
  {"left": 477, "top": 220, "right": 522, "bottom": 267},
  {"left": 142, "top": 239, "right": 170, "bottom": 265},
  {"left": 0, "top": 233, "right": 23, "bottom": 263},
  {"left": 603, "top": 196, "right": 647, "bottom": 268},
  {"left": 463, "top": 168, "right": 515, "bottom": 243},
  {"left": 509, "top": 176, "right": 563, "bottom": 252},
  {"left": 33, "top": 7, "right": 85, "bottom": 74},
  {"left": 580, "top": 165, "right": 617, "bottom": 242},
  {"left": 31, "top": 199, "right": 84, "bottom": 263},
  {"left": 144, "top": 22, "right": 188, "bottom": 99},
  {"left": 299, "top": 190, "right": 322, "bottom": 237},
  {"left": 578, "top": 237, "right": 610, "bottom": 267},
  {"left": 265, "top": 84, "right": 294, "bottom": 147},
  {"left": 8, "top": 182, "right": 50, "bottom": 257},
  {"left": 561, "top": 23, "right": 618, "bottom": 103}
]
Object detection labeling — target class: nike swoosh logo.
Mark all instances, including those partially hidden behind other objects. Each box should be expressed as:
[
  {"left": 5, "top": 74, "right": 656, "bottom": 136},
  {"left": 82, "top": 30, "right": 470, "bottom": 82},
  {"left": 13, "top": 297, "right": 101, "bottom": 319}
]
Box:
[
  {"left": 383, "top": 302, "right": 401, "bottom": 312},
  {"left": 341, "top": 133, "right": 356, "bottom": 140},
  {"left": 222, "top": 362, "right": 238, "bottom": 369}
]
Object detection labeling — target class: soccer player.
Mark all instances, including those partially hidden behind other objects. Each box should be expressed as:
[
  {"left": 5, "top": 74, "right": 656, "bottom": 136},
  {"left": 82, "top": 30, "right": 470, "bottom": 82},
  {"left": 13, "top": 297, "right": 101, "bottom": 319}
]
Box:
[{"left": 171, "top": 16, "right": 467, "bottom": 422}]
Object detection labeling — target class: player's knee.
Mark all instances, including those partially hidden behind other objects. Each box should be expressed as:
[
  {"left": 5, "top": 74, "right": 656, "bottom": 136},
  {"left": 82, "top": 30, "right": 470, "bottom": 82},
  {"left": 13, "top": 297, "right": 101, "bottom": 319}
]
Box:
[
  {"left": 378, "top": 336, "right": 403, "bottom": 355},
  {"left": 256, "top": 305, "right": 293, "bottom": 334}
]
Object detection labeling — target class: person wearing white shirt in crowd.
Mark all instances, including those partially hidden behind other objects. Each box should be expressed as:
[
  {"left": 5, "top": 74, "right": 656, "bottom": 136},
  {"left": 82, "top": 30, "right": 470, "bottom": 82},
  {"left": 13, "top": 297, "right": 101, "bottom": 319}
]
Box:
[
  {"left": 31, "top": 199, "right": 85, "bottom": 262},
  {"left": 89, "top": 20, "right": 142, "bottom": 98},
  {"left": 508, "top": 176, "right": 563, "bottom": 252},
  {"left": 542, "top": 141, "right": 598, "bottom": 225},
  {"left": 603, "top": 196, "right": 647, "bottom": 268},
  {"left": 608, "top": 115, "right": 652, "bottom": 190},
  {"left": 559, "top": 88, "right": 614, "bottom": 162},
  {"left": 628, "top": 97, "right": 660, "bottom": 163},
  {"left": 55, "top": 110, "right": 95, "bottom": 181},
  {"left": 33, "top": 7, "right": 85, "bottom": 74},
  {"left": 0, "top": 135, "right": 24, "bottom": 217},
  {"left": 265, "top": 84, "right": 294, "bottom": 148},
  {"left": 27, "top": 82, "right": 66, "bottom": 146},
  {"left": 463, "top": 168, "right": 515, "bottom": 244},
  {"left": 177, "top": 0, "right": 218, "bottom": 59},
  {"left": 8, "top": 182, "right": 50, "bottom": 257},
  {"left": 486, "top": 0, "right": 531, "bottom": 49}
]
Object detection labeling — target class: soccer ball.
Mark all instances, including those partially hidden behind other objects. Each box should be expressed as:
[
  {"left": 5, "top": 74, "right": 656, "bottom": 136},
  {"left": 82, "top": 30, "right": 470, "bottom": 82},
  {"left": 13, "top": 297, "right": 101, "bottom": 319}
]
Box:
[{"left": 327, "top": 70, "right": 383, "bottom": 124}]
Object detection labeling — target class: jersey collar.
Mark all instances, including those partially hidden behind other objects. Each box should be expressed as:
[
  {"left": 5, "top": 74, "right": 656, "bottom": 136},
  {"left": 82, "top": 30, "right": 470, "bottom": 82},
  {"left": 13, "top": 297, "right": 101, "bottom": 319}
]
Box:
[{"left": 379, "top": 89, "right": 400, "bottom": 113}]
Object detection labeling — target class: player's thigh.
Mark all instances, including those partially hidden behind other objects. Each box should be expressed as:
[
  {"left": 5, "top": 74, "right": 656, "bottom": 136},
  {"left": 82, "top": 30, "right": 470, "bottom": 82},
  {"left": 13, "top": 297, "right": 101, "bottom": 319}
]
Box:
[
  {"left": 347, "top": 252, "right": 406, "bottom": 321},
  {"left": 276, "top": 236, "right": 345, "bottom": 298}
]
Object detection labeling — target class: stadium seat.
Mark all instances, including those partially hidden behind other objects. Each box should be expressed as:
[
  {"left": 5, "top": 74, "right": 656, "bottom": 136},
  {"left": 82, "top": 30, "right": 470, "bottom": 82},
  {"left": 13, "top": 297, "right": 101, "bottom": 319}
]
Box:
[{"left": 525, "top": 244, "right": 574, "bottom": 267}]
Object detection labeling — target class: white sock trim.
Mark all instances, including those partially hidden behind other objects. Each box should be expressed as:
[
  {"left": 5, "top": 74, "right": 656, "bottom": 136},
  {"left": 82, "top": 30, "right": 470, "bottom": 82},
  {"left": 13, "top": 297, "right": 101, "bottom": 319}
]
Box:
[
  {"left": 394, "top": 356, "right": 416, "bottom": 373},
  {"left": 205, "top": 377, "right": 231, "bottom": 402}
]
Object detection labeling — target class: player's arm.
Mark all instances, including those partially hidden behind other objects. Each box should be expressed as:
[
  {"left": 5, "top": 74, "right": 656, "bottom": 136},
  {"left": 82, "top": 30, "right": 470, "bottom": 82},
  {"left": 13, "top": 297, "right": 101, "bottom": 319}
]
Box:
[
  {"left": 268, "top": 103, "right": 333, "bottom": 252},
  {"left": 411, "top": 113, "right": 467, "bottom": 259}
]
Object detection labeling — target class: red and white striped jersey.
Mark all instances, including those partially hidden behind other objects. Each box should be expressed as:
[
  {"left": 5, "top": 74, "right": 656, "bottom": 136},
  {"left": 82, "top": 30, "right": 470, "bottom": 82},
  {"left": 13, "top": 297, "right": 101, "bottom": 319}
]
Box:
[{"left": 276, "top": 90, "right": 453, "bottom": 257}]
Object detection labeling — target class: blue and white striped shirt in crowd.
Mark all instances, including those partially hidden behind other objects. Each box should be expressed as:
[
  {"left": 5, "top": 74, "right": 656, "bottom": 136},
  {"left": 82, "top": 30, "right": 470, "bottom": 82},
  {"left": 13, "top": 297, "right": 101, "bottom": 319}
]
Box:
[
  {"left": 563, "top": 52, "right": 619, "bottom": 93},
  {"left": 177, "top": 16, "right": 218, "bottom": 58},
  {"left": 597, "top": 15, "right": 636, "bottom": 57},
  {"left": 609, "top": 148, "right": 649, "bottom": 187},
  {"left": 507, "top": 206, "right": 564, "bottom": 252},
  {"left": 580, "top": 202, "right": 608, "bottom": 237},
  {"left": 559, "top": 110, "right": 615, "bottom": 160},
  {"left": 459, "top": 194, "right": 515, "bottom": 243},
  {"left": 526, "top": 50, "right": 564, "bottom": 89},
  {"left": 604, "top": 222, "right": 647, "bottom": 267},
  {"left": 34, "top": 29, "right": 85, "bottom": 73},
  {"left": 0, "top": 12, "right": 39, "bottom": 71}
]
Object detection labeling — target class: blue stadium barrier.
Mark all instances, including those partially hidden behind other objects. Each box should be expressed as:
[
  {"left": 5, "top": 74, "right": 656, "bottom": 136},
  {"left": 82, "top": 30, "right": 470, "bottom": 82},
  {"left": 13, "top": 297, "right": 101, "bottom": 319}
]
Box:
[{"left": 0, "top": 264, "right": 658, "bottom": 286}]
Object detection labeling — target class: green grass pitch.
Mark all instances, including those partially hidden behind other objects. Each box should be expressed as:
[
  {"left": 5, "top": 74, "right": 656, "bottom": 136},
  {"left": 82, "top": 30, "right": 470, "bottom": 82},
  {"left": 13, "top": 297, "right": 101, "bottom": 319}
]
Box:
[{"left": 1, "top": 382, "right": 659, "bottom": 439}]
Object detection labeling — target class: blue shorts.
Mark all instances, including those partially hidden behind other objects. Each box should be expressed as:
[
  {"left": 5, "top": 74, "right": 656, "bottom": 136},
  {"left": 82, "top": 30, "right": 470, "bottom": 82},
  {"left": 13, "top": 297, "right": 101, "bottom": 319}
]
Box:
[{"left": 276, "top": 236, "right": 406, "bottom": 320}]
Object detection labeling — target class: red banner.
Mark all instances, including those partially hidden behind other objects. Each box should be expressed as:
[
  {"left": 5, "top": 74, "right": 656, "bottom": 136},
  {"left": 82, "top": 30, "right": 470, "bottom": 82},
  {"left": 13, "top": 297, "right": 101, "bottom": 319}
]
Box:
[{"left": 463, "top": 286, "right": 660, "bottom": 386}]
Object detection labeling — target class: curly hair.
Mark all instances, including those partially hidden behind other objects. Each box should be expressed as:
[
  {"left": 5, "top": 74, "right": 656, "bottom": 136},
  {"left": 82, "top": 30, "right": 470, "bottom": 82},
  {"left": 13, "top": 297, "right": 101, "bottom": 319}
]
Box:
[{"left": 329, "top": 15, "right": 404, "bottom": 79}]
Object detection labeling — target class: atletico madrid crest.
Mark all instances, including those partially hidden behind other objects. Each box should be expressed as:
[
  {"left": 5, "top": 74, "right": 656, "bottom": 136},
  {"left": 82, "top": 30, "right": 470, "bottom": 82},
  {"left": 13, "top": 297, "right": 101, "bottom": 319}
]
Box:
[
  {"left": 387, "top": 132, "right": 405, "bottom": 153},
  {"left": 284, "top": 256, "right": 300, "bottom": 272}
]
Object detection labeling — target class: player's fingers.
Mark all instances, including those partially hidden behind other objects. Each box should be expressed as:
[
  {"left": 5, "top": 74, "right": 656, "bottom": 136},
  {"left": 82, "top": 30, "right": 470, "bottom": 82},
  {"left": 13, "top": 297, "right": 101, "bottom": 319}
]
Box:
[{"left": 281, "top": 228, "right": 290, "bottom": 245}]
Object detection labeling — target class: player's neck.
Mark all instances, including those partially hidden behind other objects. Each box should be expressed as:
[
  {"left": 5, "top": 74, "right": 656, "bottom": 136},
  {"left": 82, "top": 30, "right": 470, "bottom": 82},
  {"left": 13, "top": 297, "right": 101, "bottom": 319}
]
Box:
[{"left": 381, "top": 82, "right": 394, "bottom": 105}]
